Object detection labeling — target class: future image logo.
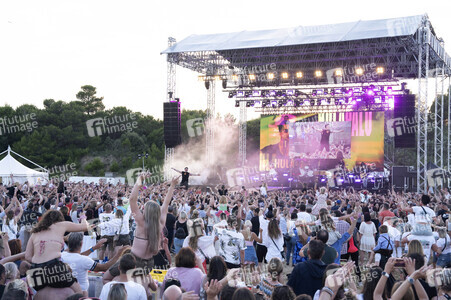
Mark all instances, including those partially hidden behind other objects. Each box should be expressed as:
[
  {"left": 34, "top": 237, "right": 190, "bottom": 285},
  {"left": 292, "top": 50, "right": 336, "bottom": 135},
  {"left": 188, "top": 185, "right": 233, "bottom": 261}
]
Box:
[
  {"left": 0, "top": 113, "right": 38, "bottom": 136},
  {"left": 186, "top": 118, "right": 205, "bottom": 137},
  {"left": 86, "top": 114, "right": 138, "bottom": 137}
]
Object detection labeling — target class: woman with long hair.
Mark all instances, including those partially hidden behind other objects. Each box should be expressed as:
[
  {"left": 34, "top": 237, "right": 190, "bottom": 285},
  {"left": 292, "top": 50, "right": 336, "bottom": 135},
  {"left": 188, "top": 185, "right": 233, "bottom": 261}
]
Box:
[
  {"left": 183, "top": 217, "right": 215, "bottom": 272},
  {"left": 103, "top": 173, "right": 178, "bottom": 283},
  {"left": 24, "top": 209, "right": 90, "bottom": 296},
  {"left": 241, "top": 220, "right": 262, "bottom": 265},
  {"left": 359, "top": 212, "right": 377, "bottom": 265},
  {"left": 2, "top": 193, "right": 23, "bottom": 241},
  {"left": 312, "top": 187, "right": 328, "bottom": 216},
  {"left": 264, "top": 219, "right": 284, "bottom": 262},
  {"left": 174, "top": 211, "right": 188, "bottom": 254}
]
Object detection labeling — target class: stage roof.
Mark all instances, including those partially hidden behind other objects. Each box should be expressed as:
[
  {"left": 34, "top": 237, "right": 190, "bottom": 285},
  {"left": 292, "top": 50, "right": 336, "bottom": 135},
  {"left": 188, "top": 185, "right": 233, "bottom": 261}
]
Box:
[{"left": 162, "top": 15, "right": 426, "bottom": 53}]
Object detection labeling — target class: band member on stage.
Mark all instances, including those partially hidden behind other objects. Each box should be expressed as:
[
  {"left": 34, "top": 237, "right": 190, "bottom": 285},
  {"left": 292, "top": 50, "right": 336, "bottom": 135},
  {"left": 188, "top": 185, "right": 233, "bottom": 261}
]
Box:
[
  {"left": 171, "top": 167, "right": 200, "bottom": 189},
  {"left": 314, "top": 124, "right": 343, "bottom": 152},
  {"left": 261, "top": 124, "right": 289, "bottom": 162}
]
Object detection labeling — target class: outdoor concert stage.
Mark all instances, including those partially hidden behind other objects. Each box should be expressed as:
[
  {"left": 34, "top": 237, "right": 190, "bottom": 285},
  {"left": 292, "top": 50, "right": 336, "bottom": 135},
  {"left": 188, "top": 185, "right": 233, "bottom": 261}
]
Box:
[{"left": 162, "top": 14, "right": 451, "bottom": 193}]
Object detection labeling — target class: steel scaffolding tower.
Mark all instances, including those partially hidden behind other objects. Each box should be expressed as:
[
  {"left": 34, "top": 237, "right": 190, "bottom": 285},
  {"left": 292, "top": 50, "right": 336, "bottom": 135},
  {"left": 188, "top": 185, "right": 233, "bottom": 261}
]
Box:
[
  {"left": 206, "top": 80, "right": 215, "bottom": 165},
  {"left": 449, "top": 77, "right": 451, "bottom": 172},
  {"left": 417, "top": 19, "right": 430, "bottom": 193},
  {"left": 434, "top": 62, "right": 445, "bottom": 170},
  {"left": 239, "top": 101, "right": 247, "bottom": 166},
  {"left": 164, "top": 37, "right": 177, "bottom": 180}
]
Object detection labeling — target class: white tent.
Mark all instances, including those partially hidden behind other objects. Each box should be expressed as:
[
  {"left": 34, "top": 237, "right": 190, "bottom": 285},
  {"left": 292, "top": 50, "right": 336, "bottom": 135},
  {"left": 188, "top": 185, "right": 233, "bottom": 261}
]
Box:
[{"left": 0, "top": 146, "right": 48, "bottom": 185}]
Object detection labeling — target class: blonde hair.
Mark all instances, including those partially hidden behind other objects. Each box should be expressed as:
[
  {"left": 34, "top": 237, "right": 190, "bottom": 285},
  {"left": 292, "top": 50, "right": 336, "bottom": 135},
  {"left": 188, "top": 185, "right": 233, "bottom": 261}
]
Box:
[
  {"left": 243, "top": 220, "right": 252, "bottom": 240},
  {"left": 143, "top": 201, "right": 161, "bottom": 256},
  {"left": 108, "top": 283, "right": 127, "bottom": 300},
  {"left": 219, "top": 196, "right": 227, "bottom": 204},
  {"left": 407, "top": 240, "right": 424, "bottom": 257},
  {"left": 438, "top": 227, "right": 448, "bottom": 239},
  {"left": 179, "top": 211, "right": 187, "bottom": 220}
]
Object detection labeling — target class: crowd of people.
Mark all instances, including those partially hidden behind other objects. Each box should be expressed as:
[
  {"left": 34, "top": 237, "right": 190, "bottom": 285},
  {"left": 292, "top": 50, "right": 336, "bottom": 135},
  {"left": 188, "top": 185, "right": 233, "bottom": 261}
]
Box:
[{"left": 0, "top": 172, "right": 450, "bottom": 300}]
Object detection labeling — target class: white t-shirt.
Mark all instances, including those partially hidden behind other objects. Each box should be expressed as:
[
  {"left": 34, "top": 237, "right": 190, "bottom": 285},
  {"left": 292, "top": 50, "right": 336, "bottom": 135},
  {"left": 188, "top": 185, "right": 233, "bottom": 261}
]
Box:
[
  {"left": 61, "top": 252, "right": 96, "bottom": 291},
  {"left": 182, "top": 235, "right": 216, "bottom": 261},
  {"left": 99, "top": 212, "right": 116, "bottom": 236},
  {"left": 407, "top": 234, "right": 437, "bottom": 261},
  {"left": 264, "top": 234, "right": 284, "bottom": 262},
  {"left": 216, "top": 229, "right": 246, "bottom": 265},
  {"left": 412, "top": 206, "right": 435, "bottom": 224},
  {"left": 436, "top": 234, "right": 451, "bottom": 255},
  {"left": 99, "top": 281, "right": 147, "bottom": 300},
  {"left": 258, "top": 215, "right": 269, "bottom": 246},
  {"left": 297, "top": 212, "right": 311, "bottom": 223}
]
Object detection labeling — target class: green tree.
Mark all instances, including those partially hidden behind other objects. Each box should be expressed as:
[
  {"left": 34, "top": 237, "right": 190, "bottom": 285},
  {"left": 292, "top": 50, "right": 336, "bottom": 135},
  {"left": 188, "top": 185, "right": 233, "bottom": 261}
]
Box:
[{"left": 76, "top": 85, "right": 105, "bottom": 115}]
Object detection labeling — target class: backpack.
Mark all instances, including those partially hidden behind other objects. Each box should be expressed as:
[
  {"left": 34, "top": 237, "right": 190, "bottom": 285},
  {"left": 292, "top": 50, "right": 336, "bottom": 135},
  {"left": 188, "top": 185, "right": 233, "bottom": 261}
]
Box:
[{"left": 175, "top": 227, "right": 187, "bottom": 239}]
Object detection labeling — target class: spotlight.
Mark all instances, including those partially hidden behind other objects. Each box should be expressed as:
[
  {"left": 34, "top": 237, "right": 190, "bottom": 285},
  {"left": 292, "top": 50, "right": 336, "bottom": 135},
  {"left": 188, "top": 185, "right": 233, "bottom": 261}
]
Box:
[
  {"left": 267, "top": 73, "right": 275, "bottom": 80},
  {"left": 228, "top": 92, "right": 235, "bottom": 98},
  {"left": 287, "top": 90, "right": 295, "bottom": 96},
  {"left": 335, "top": 69, "right": 343, "bottom": 76},
  {"left": 249, "top": 74, "right": 256, "bottom": 81},
  {"left": 376, "top": 67, "right": 384, "bottom": 74},
  {"left": 294, "top": 90, "right": 301, "bottom": 97},
  {"left": 312, "top": 90, "right": 317, "bottom": 96},
  {"left": 287, "top": 100, "right": 294, "bottom": 106},
  {"left": 346, "top": 89, "right": 353, "bottom": 97},
  {"left": 334, "top": 99, "right": 339, "bottom": 105},
  {"left": 315, "top": 70, "right": 322, "bottom": 77},
  {"left": 304, "top": 100, "right": 310, "bottom": 106},
  {"left": 269, "top": 90, "right": 276, "bottom": 97},
  {"left": 335, "top": 88, "right": 342, "bottom": 94},
  {"left": 296, "top": 72, "right": 303, "bottom": 78},
  {"left": 327, "top": 98, "right": 331, "bottom": 104},
  {"left": 236, "top": 91, "right": 245, "bottom": 97},
  {"left": 235, "top": 100, "right": 240, "bottom": 107},
  {"left": 271, "top": 100, "right": 277, "bottom": 107},
  {"left": 245, "top": 91, "right": 251, "bottom": 98},
  {"left": 254, "top": 100, "right": 261, "bottom": 107},
  {"left": 374, "top": 96, "right": 382, "bottom": 103},
  {"left": 356, "top": 67, "right": 364, "bottom": 75},
  {"left": 278, "top": 101, "right": 283, "bottom": 107},
  {"left": 246, "top": 101, "right": 251, "bottom": 107},
  {"left": 222, "top": 80, "right": 227, "bottom": 89},
  {"left": 261, "top": 90, "right": 267, "bottom": 97},
  {"left": 281, "top": 72, "right": 289, "bottom": 79},
  {"left": 205, "top": 81, "right": 210, "bottom": 90},
  {"left": 276, "top": 91, "right": 283, "bottom": 97},
  {"left": 310, "top": 99, "right": 315, "bottom": 106},
  {"left": 324, "top": 88, "right": 328, "bottom": 95},
  {"left": 356, "top": 97, "right": 362, "bottom": 102},
  {"left": 252, "top": 90, "right": 261, "bottom": 97},
  {"left": 366, "top": 88, "right": 374, "bottom": 96}
]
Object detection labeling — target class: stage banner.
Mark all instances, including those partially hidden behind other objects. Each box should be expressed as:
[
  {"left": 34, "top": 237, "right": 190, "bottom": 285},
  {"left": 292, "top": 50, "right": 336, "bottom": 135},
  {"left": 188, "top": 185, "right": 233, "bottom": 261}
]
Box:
[{"left": 259, "top": 112, "right": 384, "bottom": 174}]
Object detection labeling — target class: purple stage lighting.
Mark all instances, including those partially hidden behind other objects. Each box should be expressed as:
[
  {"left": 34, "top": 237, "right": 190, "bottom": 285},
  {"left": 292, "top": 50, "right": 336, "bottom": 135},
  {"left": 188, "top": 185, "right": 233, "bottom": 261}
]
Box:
[
  {"left": 273, "top": 178, "right": 278, "bottom": 181},
  {"left": 348, "top": 174, "right": 354, "bottom": 178},
  {"left": 288, "top": 178, "right": 293, "bottom": 181},
  {"left": 386, "top": 87, "right": 393, "bottom": 95},
  {"left": 287, "top": 90, "right": 295, "bottom": 96},
  {"left": 338, "top": 178, "right": 344, "bottom": 183},
  {"left": 356, "top": 97, "right": 362, "bottom": 102},
  {"left": 346, "top": 89, "right": 353, "bottom": 97},
  {"left": 374, "top": 96, "right": 382, "bottom": 103},
  {"left": 237, "top": 91, "right": 245, "bottom": 97},
  {"left": 269, "top": 90, "right": 276, "bottom": 97},
  {"left": 271, "top": 100, "right": 277, "bottom": 107},
  {"left": 283, "top": 173, "right": 288, "bottom": 177},
  {"left": 252, "top": 90, "right": 261, "bottom": 97},
  {"left": 320, "top": 178, "right": 326, "bottom": 182},
  {"left": 355, "top": 179, "right": 362, "bottom": 183},
  {"left": 367, "top": 89, "right": 374, "bottom": 96},
  {"left": 304, "top": 100, "right": 310, "bottom": 106}
]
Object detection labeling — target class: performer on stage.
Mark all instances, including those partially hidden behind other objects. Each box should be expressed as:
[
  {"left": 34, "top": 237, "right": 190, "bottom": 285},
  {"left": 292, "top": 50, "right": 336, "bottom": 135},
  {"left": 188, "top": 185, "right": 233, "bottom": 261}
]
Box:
[
  {"left": 314, "top": 124, "right": 343, "bottom": 152},
  {"left": 171, "top": 167, "right": 200, "bottom": 189}
]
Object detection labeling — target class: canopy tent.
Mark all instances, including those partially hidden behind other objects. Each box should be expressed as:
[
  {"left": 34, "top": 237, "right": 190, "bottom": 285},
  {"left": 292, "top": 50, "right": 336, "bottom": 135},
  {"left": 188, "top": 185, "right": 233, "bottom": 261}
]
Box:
[{"left": 0, "top": 146, "right": 48, "bottom": 185}]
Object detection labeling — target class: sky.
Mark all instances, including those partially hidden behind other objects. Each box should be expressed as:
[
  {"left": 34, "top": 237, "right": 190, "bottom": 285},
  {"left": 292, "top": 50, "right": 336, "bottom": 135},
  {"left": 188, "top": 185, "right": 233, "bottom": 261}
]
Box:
[{"left": 1, "top": 0, "right": 451, "bottom": 121}]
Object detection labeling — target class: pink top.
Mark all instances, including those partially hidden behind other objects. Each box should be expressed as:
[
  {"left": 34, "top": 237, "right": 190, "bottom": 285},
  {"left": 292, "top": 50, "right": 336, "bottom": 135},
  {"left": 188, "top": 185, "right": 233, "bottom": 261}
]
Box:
[{"left": 162, "top": 267, "right": 205, "bottom": 296}]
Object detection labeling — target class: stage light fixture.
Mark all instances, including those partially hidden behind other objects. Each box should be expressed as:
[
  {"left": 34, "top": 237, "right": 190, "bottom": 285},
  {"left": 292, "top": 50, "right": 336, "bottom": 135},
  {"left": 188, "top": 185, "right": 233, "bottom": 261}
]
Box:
[
  {"left": 278, "top": 100, "right": 283, "bottom": 107},
  {"left": 281, "top": 72, "right": 289, "bottom": 79},
  {"left": 245, "top": 91, "right": 251, "bottom": 98},
  {"left": 235, "top": 100, "right": 240, "bottom": 107},
  {"left": 324, "top": 88, "right": 329, "bottom": 95},
  {"left": 222, "top": 80, "right": 227, "bottom": 89},
  {"left": 271, "top": 100, "right": 277, "bottom": 107},
  {"left": 249, "top": 74, "right": 256, "bottom": 81},
  {"left": 252, "top": 90, "right": 261, "bottom": 97},
  {"left": 205, "top": 81, "right": 210, "bottom": 90},
  {"left": 374, "top": 96, "right": 382, "bottom": 103},
  {"left": 315, "top": 70, "right": 322, "bottom": 77},
  {"left": 321, "top": 99, "right": 328, "bottom": 105},
  {"left": 376, "top": 67, "right": 384, "bottom": 74},
  {"left": 366, "top": 88, "right": 374, "bottom": 96},
  {"left": 327, "top": 98, "right": 331, "bottom": 104},
  {"left": 299, "top": 99, "right": 304, "bottom": 105},
  {"left": 237, "top": 91, "right": 245, "bottom": 97},
  {"left": 246, "top": 101, "right": 251, "bottom": 107},
  {"left": 267, "top": 73, "right": 275, "bottom": 80},
  {"left": 228, "top": 92, "right": 234, "bottom": 98},
  {"left": 310, "top": 99, "right": 315, "bottom": 106},
  {"left": 317, "top": 89, "right": 324, "bottom": 95},
  {"left": 312, "top": 89, "right": 317, "bottom": 96},
  {"left": 335, "top": 69, "right": 343, "bottom": 76},
  {"left": 287, "top": 90, "right": 294, "bottom": 96},
  {"left": 356, "top": 67, "right": 364, "bottom": 75},
  {"left": 304, "top": 100, "right": 309, "bottom": 106},
  {"left": 296, "top": 72, "right": 303, "bottom": 78},
  {"left": 334, "top": 99, "right": 339, "bottom": 105},
  {"left": 356, "top": 97, "right": 362, "bottom": 102},
  {"left": 317, "top": 99, "right": 322, "bottom": 106},
  {"left": 353, "top": 87, "right": 362, "bottom": 92},
  {"left": 269, "top": 90, "right": 276, "bottom": 97},
  {"left": 287, "top": 100, "right": 294, "bottom": 106},
  {"left": 254, "top": 100, "right": 261, "bottom": 107},
  {"left": 276, "top": 91, "right": 283, "bottom": 97},
  {"left": 294, "top": 90, "right": 301, "bottom": 97}
]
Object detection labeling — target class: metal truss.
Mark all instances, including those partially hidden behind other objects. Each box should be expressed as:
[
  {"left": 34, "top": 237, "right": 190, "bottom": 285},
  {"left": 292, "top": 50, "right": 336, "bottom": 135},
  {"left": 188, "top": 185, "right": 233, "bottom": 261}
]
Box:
[
  {"left": 434, "top": 62, "right": 445, "bottom": 169},
  {"left": 417, "top": 19, "right": 430, "bottom": 193},
  {"left": 164, "top": 146, "right": 175, "bottom": 181},
  {"left": 164, "top": 37, "right": 177, "bottom": 180},
  {"left": 206, "top": 81, "right": 216, "bottom": 165},
  {"left": 239, "top": 101, "right": 247, "bottom": 166}
]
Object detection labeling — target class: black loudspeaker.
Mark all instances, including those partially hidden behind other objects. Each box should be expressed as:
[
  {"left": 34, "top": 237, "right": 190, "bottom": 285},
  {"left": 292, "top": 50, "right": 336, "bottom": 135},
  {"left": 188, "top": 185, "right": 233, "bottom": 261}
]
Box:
[
  {"left": 164, "top": 102, "right": 181, "bottom": 148},
  {"left": 392, "top": 94, "right": 416, "bottom": 148}
]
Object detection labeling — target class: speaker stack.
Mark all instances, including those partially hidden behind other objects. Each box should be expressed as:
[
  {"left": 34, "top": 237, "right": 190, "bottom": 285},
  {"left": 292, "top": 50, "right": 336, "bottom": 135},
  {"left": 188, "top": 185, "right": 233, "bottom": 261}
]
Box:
[{"left": 164, "top": 101, "right": 181, "bottom": 148}]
